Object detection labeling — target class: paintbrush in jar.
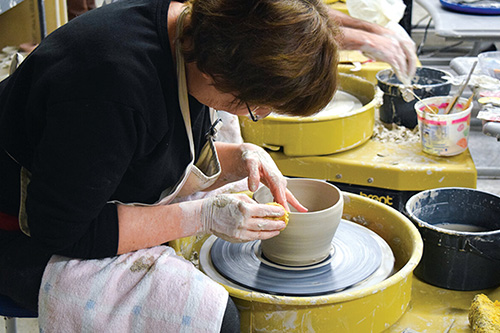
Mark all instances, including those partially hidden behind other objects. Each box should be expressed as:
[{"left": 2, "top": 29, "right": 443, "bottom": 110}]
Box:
[
  {"left": 444, "top": 61, "right": 477, "bottom": 115},
  {"left": 404, "top": 88, "right": 438, "bottom": 114}
]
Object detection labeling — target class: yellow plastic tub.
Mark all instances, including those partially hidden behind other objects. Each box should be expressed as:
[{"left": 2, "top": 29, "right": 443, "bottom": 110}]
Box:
[
  {"left": 338, "top": 50, "right": 392, "bottom": 84},
  {"left": 171, "top": 192, "right": 423, "bottom": 332},
  {"left": 239, "top": 73, "right": 378, "bottom": 157}
]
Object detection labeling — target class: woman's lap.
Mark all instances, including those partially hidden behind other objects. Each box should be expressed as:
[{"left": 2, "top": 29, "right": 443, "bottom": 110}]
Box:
[{"left": 0, "top": 230, "right": 240, "bottom": 331}]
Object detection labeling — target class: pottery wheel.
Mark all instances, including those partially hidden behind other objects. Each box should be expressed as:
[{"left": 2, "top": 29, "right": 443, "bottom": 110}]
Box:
[{"left": 210, "top": 220, "right": 384, "bottom": 296}]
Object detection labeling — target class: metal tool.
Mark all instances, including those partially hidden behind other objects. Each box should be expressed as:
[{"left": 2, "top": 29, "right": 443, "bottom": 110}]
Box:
[{"left": 444, "top": 61, "right": 477, "bottom": 115}]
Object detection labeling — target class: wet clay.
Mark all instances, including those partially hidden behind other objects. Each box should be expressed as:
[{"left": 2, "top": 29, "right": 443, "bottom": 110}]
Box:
[
  {"left": 271, "top": 91, "right": 363, "bottom": 119},
  {"left": 254, "top": 179, "right": 343, "bottom": 266},
  {"left": 130, "top": 256, "right": 155, "bottom": 272},
  {"left": 310, "top": 91, "right": 363, "bottom": 118}
]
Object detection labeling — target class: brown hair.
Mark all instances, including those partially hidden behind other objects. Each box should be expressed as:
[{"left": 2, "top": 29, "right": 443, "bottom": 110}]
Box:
[{"left": 181, "top": 0, "right": 340, "bottom": 117}]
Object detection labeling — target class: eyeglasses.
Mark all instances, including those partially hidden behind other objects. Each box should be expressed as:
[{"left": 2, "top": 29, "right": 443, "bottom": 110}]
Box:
[{"left": 246, "top": 103, "right": 259, "bottom": 122}]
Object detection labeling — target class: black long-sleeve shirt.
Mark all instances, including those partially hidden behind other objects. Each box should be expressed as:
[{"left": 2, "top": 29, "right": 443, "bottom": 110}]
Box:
[{"left": 0, "top": 0, "right": 211, "bottom": 259}]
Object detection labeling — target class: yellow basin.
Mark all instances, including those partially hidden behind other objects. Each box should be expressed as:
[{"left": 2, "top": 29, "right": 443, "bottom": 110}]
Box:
[
  {"left": 171, "top": 192, "right": 423, "bottom": 332},
  {"left": 338, "top": 50, "right": 392, "bottom": 85},
  {"left": 239, "top": 74, "right": 378, "bottom": 157}
]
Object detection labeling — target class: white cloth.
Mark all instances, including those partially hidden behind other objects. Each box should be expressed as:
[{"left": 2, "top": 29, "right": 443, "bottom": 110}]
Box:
[
  {"left": 215, "top": 111, "right": 244, "bottom": 144},
  {"left": 346, "top": 0, "right": 406, "bottom": 27},
  {"left": 39, "top": 246, "right": 228, "bottom": 332}
]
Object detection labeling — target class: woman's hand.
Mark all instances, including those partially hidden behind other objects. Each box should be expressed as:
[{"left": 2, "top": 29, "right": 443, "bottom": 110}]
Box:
[
  {"left": 199, "top": 193, "right": 287, "bottom": 242},
  {"left": 240, "top": 144, "right": 306, "bottom": 212},
  {"left": 116, "top": 193, "right": 288, "bottom": 253},
  {"left": 213, "top": 142, "right": 307, "bottom": 212}
]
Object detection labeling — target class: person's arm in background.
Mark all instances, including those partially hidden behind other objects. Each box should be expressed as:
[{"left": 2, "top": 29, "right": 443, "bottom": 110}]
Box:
[{"left": 328, "top": 8, "right": 417, "bottom": 84}]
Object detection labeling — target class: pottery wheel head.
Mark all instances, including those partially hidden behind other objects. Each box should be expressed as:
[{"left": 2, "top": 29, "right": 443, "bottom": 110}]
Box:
[{"left": 208, "top": 220, "right": 394, "bottom": 296}]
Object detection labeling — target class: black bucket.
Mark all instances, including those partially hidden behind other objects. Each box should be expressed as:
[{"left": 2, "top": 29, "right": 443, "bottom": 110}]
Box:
[
  {"left": 376, "top": 67, "right": 452, "bottom": 129},
  {"left": 405, "top": 187, "right": 500, "bottom": 290}
]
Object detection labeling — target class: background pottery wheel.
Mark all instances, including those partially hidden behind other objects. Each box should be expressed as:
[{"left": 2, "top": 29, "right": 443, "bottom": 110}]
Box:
[
  {"left": 239, "top": 74, "right": 377, "bottom": 156},
  {"left": 210, "top": 220, "right": 390, "bottom": 296}
]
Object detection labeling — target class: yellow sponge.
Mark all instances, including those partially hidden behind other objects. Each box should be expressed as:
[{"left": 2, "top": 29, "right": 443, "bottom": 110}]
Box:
[
  {"left": 265, "top": 202, "right": 289, "bottom": 228},
  {"left": 469, "top": 294, "right": 500, "bottom": 333}
]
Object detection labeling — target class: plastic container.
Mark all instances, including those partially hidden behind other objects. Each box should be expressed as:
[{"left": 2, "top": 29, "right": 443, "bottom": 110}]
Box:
[
  {"left": 406, "top": 187, "right": 500, "bottom": 290},
  {"left": 478, "top": 51, "right": 500, "bottom": 79},
  {"left": 415, "top": 96, "right": 472, "bottom": 156},
  {"left": 376, "top": 67, "right": 451, "bottom": 129}
]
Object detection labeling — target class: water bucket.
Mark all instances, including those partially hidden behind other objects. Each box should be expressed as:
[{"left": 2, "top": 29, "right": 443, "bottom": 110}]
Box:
[
  {"left": 376, "top": 67, "right": 451, "bottom": 129},
  {"left": 406, "top": 187, "right": 500, "bottom": 290},
  {"left": 415, "top": 96, "right": 472, "bottom": 156}
]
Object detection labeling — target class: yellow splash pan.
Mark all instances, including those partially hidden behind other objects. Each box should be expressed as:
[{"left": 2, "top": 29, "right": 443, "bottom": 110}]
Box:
[
  {"left": 338, "top": 50, "right": 392, "bottom": 85},
  {"left": 239, "top": 74, "right": 378, "bottom": 157},
  {"left": 171, "top": 193, "right": 423, "bottom": 332}
]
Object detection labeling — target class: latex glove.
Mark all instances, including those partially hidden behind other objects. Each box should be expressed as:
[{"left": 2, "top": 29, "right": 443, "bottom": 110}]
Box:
[
  {"left": 386, "top": 21, "right": 418, "bottom": 85},
  {"left": 199, "top": 193, "right": 287, "bottom": 242},
  {"left": 358, "top": 24, "right": 417, "bottom": 86},
  {"left": 240, "top": 143, "right": 307, "bottom": 212}
]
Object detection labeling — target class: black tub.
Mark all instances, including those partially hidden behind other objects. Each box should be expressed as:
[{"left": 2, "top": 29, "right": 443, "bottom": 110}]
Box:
[
  {"left": 376, "top": 67, "right": 451, "bottom": 129},
  {"left": 405, "top": 187, "right": 500, "bottom": 290}
]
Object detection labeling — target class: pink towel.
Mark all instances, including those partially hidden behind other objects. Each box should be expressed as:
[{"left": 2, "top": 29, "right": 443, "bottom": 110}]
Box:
[{"left": 38, "top": 245, "right": 228, "bottom": 332}]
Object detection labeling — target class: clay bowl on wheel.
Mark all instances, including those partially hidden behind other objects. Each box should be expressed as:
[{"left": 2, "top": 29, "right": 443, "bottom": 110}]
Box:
[{"left": 253, "top": 178, "right": 343, "bottom": 267}]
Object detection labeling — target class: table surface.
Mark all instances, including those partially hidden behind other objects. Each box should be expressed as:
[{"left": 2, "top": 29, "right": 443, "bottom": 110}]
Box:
[
  {"left": 415, "top": 0, "right": 500, "bottom": 40},
  {"left": 388, "top": 276, "right": 500, "bottom": 332}
]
